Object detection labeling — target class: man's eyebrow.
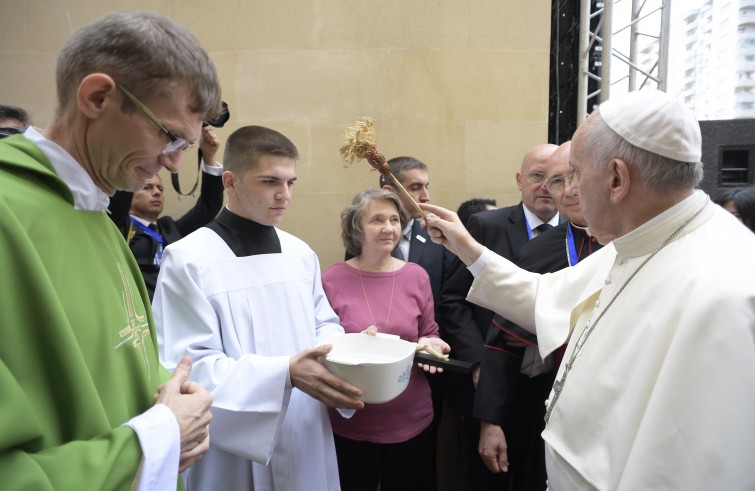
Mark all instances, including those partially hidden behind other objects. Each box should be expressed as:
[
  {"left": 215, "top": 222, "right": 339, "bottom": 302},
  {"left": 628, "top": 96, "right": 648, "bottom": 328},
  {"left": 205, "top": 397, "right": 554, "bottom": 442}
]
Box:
[{"left": 255, "top": 175, "right": 298, "bottom": 182}]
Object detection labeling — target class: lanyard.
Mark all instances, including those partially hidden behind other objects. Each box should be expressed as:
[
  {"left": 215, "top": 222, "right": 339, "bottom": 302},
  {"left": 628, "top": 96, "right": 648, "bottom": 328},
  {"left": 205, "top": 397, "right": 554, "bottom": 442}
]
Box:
[
  {"left": 129, "top": 217, "right": 165, "bottom": 265},
  {"left": 129, "top": 217, "right": 165, "bottom": 245},
  {"left": 566, "top": 223, "right": 579, "bottom": 266}
]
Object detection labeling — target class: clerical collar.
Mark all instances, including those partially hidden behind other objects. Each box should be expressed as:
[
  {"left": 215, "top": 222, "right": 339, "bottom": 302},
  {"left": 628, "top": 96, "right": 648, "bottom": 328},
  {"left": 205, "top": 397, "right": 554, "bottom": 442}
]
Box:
[
  {"left": 570, "top": 222, "right": 591, "bottom": 237},
  {"left": 207, "top": 207, "right": 281, "bottom": 257},
  {"left": 613, "top": 190, "right": 712, "bottom": 259},
  {"left": 215, "top": 207, "right": 277, "bottom": 237},
  {"left": 23, "top": 126, "right": 110, "bottom": 212}
]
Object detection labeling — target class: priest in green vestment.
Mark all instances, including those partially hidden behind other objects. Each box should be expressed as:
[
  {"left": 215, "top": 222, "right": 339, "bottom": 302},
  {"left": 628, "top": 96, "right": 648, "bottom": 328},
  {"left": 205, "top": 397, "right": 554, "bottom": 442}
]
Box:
[{"left": 0, "top": 11, "right": 222, "bottom": 490}]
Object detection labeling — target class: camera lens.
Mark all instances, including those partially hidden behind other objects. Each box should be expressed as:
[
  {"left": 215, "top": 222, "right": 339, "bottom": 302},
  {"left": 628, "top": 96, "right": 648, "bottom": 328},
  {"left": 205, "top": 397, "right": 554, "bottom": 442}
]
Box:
[{"left": 204, "top": 101, "right": 230, "bottom": 128}]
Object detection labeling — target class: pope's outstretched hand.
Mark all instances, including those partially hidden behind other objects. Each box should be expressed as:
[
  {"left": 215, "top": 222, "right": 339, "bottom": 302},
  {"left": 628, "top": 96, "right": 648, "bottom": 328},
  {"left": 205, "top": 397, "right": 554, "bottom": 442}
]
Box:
[{"left": 420, "top": 203, "right": 484, "bottom": 267}]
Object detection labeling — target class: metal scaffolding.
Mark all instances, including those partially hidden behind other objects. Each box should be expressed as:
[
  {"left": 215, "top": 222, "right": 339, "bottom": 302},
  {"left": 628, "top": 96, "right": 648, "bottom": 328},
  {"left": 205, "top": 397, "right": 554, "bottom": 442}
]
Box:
[{"left": 577, "top": 0, "right": 672, "bottom": 123}]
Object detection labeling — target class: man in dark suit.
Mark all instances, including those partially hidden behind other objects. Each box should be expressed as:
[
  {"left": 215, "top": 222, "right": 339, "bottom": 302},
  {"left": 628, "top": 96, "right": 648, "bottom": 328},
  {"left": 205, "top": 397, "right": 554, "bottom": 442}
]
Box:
[
  {"left": 475, "top": 141, "right": 603, "bottom": 490},
  {"left": 439, "top": 143, "right": 559, "bottom": 490},
  {"left": 109, "top": 126, "right": 225, "bottom": 299}
]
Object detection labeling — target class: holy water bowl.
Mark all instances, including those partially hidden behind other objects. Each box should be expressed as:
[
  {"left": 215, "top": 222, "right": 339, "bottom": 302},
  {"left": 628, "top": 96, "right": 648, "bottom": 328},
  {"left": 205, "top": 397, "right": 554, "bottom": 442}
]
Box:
[{"left": 323, "top": 333, "right": 415, "bottom": 404}]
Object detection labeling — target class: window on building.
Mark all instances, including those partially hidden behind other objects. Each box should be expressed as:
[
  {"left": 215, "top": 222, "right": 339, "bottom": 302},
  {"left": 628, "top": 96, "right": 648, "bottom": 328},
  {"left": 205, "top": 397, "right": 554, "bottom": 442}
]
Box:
[{"left": 718, "top": 147, "right": 754, "bottom": 186}]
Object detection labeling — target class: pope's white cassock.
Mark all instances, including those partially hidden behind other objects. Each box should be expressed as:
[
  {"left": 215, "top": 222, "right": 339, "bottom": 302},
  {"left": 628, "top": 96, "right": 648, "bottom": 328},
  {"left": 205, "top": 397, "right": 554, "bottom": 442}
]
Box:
[
  {"left": 153, "top": 211, "right": 343, "bottom": 491},
  {"left": 466, "top": 191, "right": 755, "bottom": 490}
]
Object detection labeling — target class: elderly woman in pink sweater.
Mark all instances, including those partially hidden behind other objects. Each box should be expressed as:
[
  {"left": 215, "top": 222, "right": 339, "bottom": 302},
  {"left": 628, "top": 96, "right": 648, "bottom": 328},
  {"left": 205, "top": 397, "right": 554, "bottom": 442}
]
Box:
[{"left": 322, "top": 188, "right": 449, "bottom": 491}]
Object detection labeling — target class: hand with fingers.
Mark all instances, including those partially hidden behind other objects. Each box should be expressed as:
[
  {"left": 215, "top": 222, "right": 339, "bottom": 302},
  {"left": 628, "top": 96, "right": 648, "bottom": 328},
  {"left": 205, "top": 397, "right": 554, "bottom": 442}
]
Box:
[
  {"left": 420, "top": 203, "right": 484, "bottom": 266},
  {"left": 479, "top": 421, "right": 510, "bottom": 474},
  {"left": 199, "top": 126, "right": 221, "bottom": 167},
  {"left": 289, "top": 345, "right": 365, "bottom": 410},
  {"left": 154, "top": 356, "right": 213, "bottom": 472},
  {"left": 416, "top": 336, "right": 451, "bottom": 374}
]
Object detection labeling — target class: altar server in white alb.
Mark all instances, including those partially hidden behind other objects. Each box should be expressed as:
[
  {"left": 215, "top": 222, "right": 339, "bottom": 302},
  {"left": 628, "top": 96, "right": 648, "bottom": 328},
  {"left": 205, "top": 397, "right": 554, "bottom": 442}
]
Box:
[
  {"left": 421, "top": 89, "right": 755, "bottom": 490},
  {"left": 153, "top": 125, "right": 364, "bottom": 490}
]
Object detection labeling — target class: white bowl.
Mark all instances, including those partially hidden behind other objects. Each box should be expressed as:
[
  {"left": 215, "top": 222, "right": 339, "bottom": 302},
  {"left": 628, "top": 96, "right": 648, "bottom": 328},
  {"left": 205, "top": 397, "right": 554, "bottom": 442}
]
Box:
[{"left": 323, "top": 333, "right": 416, "bottom": 404}]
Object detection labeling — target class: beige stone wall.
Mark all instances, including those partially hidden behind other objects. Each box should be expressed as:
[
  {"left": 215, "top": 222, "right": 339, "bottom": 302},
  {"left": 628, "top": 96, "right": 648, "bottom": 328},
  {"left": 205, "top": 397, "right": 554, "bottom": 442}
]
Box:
[{"left": 0, "top": 0, "right": 551, "bottom": 269}]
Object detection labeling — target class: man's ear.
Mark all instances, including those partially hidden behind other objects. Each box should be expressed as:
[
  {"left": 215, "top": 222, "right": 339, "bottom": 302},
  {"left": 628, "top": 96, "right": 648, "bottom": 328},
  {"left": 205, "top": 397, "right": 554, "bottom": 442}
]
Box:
[
  {"left": 515, "top": 171, "right": 523, "bottom": 191},
  {"left": 222, "top": 170, "right": 236, "bottom": 195},
  {"left": 382, "top": 184, "right": 396, "bottom": 193},
  {"left": 608, "top": 158, "right": 631, "bottom": 204},
  {"left": 77, "top": 73, "right": 118, "bottom": 119}
]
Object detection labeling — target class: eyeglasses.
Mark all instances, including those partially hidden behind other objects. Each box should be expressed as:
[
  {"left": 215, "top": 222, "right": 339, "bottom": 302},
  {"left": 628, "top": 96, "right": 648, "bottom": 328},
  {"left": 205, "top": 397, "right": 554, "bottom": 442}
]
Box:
[
  {"left": 525, "top": 172, "right": 547, "bottom": 184},
  {"left": 546, "top": 171, "right": 577, "bottom": 193},
  {"left": 115, "top": 82, "right": 194, "bottom": 154}
]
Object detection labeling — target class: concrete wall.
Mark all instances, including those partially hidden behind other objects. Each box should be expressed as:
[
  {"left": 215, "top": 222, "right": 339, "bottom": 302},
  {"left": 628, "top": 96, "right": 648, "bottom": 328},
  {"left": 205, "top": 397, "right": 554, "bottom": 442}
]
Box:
[{"left": 0, "top": 0, "right": 552, "bottom": 269}]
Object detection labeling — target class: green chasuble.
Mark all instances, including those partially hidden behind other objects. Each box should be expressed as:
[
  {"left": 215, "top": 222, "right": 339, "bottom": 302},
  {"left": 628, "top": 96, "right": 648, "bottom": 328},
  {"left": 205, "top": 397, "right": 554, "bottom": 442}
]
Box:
[{"left": 0, "top": 136, "right": 177, "bottom": 490}]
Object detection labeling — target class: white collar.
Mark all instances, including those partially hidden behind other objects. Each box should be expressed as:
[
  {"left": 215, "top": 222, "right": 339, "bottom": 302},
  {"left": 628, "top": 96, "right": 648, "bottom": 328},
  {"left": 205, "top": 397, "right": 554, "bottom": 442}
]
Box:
[
  {"left": 402, "top": 219, "right": 414, "bottom": 239},
  {"left": 613, "top": 190, "right": 712, "bottom": 259},
  {"left": 522, "top": 204, "right": 559, "bottom": 229},
  {"left": 23, "top": 126, "right": 110, "bottom": 212},
  {"left": 130, "top": 215, "right": 153, "bottom": 227}
]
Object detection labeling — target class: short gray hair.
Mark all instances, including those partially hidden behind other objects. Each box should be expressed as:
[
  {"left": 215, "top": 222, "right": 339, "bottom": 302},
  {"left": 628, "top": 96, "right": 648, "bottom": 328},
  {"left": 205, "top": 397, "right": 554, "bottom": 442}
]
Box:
[
  {"left": 56, "top": 11, "right": 221, "bottom": 119},
  {"left": 342, "top": 189, "right": 408, "bottom": 257},
  {"left": 583, "top": 113, "right": 703, "bottom": 193}
]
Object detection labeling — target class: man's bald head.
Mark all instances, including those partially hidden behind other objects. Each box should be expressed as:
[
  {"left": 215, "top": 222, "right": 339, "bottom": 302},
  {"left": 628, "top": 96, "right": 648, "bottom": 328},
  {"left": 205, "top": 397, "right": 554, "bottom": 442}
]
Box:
[{"left": 517, "top": 143, "right": 558, "bottom": 221}]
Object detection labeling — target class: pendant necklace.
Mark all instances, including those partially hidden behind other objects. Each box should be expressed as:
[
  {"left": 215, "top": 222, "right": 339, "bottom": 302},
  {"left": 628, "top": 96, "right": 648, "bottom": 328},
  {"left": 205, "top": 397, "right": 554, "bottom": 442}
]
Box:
[
  {"left": 544, "top": 199, "right": 709, "bottom": 424},
  {"left": 357, "top": 256, "right": 396, "bottom": 331}
]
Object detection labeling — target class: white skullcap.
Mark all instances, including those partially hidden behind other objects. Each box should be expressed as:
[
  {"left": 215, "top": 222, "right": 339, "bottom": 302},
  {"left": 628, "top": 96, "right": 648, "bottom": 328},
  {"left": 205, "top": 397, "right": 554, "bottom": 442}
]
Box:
[{"left": 599, "top": 88, "right": 702, "bottom": 162}]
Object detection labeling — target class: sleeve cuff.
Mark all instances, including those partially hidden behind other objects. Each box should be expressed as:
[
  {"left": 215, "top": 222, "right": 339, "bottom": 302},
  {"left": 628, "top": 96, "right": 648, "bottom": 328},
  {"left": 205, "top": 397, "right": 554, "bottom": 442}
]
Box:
[
  {"left": 121, "top": 403, "right": 181, "bottom": 491},
  {"left": 467, "top": 246, "right": 494, "bottom": 278},
  {"left": 201, "top": 162, "right": 223, "bottom": 175}
]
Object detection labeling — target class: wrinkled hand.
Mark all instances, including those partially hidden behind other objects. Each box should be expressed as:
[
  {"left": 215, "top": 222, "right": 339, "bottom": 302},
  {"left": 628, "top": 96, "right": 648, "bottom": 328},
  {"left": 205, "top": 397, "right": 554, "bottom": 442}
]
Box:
[
  {"left": 154, "top": 356, "right": 213, "bottom": 472},
  {"left": 479, "top": 421, "right": 509, "bottom": 473},
  {"left": 416, "top": 337, "right": 451, "bottom": 374},
  {"left": 199, "top": 126, "right": 221, "bottom": 166},
  {"left": 419, "top": 203, "right": 484, "bottom": 266},
  {"left": 290, "top": 345, "right": 364, "bottom": 410}
]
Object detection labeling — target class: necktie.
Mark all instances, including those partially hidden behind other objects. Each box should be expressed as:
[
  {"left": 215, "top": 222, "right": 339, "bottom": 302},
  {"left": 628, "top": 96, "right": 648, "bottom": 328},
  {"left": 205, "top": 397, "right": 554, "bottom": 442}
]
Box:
[
  {"left": 148, "top": 223, "right": 164, "bottom": 265},
  {"left": 535, "top": 223, "right": 553, "bottom": 234},
  {"left": 398, "top": 226, "right": 411, "bottom": 260}
]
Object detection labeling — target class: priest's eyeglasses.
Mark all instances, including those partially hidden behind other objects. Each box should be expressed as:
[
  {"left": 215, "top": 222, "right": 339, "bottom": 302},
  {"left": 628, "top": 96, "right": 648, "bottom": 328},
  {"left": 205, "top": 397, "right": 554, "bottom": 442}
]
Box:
[
  {"left": 546, "top": 171, "right": 577, "bottom": 193},
  {"left": 115, "top": 82, "right": 194, "bottom": 155}
]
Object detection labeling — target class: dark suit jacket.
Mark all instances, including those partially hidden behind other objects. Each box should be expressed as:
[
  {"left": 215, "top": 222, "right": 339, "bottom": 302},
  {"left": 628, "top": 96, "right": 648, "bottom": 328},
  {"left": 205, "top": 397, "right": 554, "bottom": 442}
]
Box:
[
  {"left": 407, "top": 219, "right": 448, "bottom": 319},
  {"left": 473, "top": 221, "right": 572, "bottom": 425},
  {"left": 438, "top": 203, "right": 531, "bottom": 416},
  {"left": 109, "top": 171, "right": 224, "bottom": 299},
  {"left": 472, "top": 222, "right": 601, "bottom": 491}
]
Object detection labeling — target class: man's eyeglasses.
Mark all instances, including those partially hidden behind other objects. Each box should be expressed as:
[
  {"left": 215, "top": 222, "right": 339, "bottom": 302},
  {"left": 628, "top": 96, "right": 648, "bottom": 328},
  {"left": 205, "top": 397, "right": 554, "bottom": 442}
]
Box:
[
  {"left": 545, "top": 171, "right": 577, "bottom": 193},
  {"left": 115, "top": 82, "right": 194, "bottom": 155},
  {"left": 525, "top": 172, "right": 547, "bottom": 184}
]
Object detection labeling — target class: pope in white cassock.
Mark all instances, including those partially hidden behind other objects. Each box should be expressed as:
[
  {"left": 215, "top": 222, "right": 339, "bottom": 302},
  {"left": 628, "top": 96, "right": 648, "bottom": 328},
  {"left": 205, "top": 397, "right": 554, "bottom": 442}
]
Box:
[
  {"left": 153, "top": 125, "right": 364, "bottom": 490},
  {"left": 421, "top": 89, "right": 755, "bottom": 490}
]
